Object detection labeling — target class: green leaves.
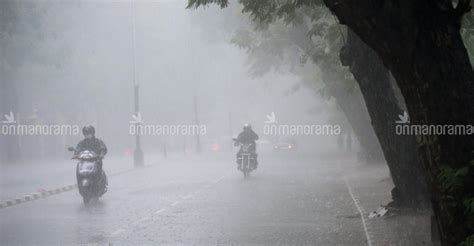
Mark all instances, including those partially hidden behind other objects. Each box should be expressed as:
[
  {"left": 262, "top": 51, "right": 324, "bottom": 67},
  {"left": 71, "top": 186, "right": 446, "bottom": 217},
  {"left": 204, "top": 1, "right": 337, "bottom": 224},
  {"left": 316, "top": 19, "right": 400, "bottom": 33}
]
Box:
[
  {"left": 187, "top": 0, "right": 229, "bottom": 9},
  {"left": 463, "top": 198, "right": 474, "bottom": 216},
  {"left": 230, "top": 29, "right": 257, "bottom": 51},
  {"left": 461, "top": 234, "right": 474, "bottom": 246},
  {"left": 438, "top": 155, "right": 474, "bottom": 242},
  {"left": 462, "top": 11, "right": 474, "bottom": 65},
  {"left": 438, "top": 165, "right": 468, "bottom": 196}
]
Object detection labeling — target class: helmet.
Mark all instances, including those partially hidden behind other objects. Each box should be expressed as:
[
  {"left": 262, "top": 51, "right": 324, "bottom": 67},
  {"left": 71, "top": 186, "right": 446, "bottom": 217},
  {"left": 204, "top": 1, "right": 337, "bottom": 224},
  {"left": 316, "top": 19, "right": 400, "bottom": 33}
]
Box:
[
  {"left": 243, "top": 123, "right": 252, "bottom": 131},
  {"left": 82, "top": 125, "right": 95, "bottom": 136}
]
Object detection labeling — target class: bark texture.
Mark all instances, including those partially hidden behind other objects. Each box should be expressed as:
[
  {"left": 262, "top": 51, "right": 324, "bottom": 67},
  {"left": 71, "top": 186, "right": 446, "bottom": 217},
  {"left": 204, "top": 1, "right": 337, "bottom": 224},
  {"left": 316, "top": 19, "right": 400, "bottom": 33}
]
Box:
[
  {"left": 341, "top": 29, "right": 430, "bottom": 208},
  {"left": 325, "top": 0, "right": 474, "bottom": 244},
  {"left": 288, "top": 24, "right": 385, "bottom": 163}
]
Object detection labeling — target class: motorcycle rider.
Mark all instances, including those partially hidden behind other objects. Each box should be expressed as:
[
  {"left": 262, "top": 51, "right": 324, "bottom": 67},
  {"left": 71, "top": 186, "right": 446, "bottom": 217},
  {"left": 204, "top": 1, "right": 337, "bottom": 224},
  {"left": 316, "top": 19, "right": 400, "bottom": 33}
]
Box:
[
  {"left": 235, "top": 123, "right": 259, "bottom": 170},
  {"left": 75, "top": 125, "right": 108, "bottom": 187}
]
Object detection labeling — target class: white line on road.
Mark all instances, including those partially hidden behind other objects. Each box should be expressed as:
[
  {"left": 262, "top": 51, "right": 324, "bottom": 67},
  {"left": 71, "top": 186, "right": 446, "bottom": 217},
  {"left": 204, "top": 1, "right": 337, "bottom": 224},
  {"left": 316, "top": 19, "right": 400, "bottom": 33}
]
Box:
[
  {"left": 133, "top": 216, "right": 150, "bottom": 225},
  {"left": 155, "top": 208, "right": 166, "bottom": 214},
  {"left": 111, "top": 229, "right": 125, "bottom": 236},
  {"left": 181, "top": 194, "right": 193, "bottom": 200},
  {"left": 344, "top": 180, "right": 372, "bottom": 246},
  {"left": 212, "top": 175, "right": 226, "bottom": 183},
  {"left": 171, "top": 201, "right": 180, "bottom": 207},
  {"left": 0, "top": 163, "right": 157, "bottom": 210}
]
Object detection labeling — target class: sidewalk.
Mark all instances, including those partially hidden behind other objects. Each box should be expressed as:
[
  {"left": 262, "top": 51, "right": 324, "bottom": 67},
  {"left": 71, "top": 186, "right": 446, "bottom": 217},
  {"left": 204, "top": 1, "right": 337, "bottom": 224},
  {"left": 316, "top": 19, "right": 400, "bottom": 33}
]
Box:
[{"left": 343, "top": 161, "right": 433, "bottom": 246}]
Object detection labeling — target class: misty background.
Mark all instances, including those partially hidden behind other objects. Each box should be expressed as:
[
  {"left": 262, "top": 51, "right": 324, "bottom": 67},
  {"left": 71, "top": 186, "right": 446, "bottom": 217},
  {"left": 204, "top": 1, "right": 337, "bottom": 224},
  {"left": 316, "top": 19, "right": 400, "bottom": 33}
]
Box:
[{"left": 0, "top": 0, "right": 349, "bottom": 163}]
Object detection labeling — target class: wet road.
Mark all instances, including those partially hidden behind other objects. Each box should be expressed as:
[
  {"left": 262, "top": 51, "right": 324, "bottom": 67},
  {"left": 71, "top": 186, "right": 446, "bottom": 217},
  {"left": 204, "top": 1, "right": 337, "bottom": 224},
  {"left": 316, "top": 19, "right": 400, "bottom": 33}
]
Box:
[{"left": 0, "top": 152, "right": 367, "bottom": 245}]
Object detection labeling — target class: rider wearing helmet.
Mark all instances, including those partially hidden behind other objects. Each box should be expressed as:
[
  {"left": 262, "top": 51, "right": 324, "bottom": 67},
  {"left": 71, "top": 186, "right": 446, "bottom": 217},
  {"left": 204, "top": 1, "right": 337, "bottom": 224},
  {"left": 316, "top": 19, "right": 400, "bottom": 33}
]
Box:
[
  {"left": 75, "top": 125, "right": 108, "bottom": 170},
  {"left": 236, "top": 123, "right": 259, "bottom": 169}
]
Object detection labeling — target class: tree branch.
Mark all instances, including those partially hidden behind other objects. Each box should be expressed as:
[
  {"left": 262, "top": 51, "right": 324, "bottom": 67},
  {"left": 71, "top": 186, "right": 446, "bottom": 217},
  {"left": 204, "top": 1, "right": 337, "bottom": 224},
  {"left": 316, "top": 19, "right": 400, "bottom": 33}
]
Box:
[
  {"left": 455, "top": 0, "right": 472, "bottom": 16},
  {"left": 186, "top": 0, "right": 229, "bottom": 9}
]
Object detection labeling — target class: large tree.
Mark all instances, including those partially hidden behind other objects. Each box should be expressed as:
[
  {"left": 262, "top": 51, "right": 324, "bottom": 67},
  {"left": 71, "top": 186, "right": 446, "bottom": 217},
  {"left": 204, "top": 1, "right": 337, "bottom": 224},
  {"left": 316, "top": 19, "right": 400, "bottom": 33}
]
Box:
[
  {"left": 0, "top": 1, "right": 72, "bottom": 162},
  {"left": 231, "top": 18, "right": 385, "bottom": 163},
  {"left": 340, "top": 29, "right": 429, "bottom": 208},
  {"left": 190, "top": 3, "right": 385, "bottom": 162},
  {"left": 189, "top": 0, "right": 429, "bottom": 209},
  {"left": 189, "top": 0, "right": 474, "bottom": 244},
  {"left": 324, "top": 0, "right": 474, "bottom": 244}
]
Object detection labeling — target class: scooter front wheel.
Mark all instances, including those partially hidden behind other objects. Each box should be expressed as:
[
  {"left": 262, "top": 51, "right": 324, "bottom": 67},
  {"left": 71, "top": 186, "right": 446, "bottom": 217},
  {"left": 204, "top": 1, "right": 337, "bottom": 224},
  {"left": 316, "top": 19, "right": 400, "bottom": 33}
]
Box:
[
  {"left": 243, "top": 168, "right": 250, "bottom": 178},
  {"left": 83, "top": 196, "right": 91, "bottom": 204}
]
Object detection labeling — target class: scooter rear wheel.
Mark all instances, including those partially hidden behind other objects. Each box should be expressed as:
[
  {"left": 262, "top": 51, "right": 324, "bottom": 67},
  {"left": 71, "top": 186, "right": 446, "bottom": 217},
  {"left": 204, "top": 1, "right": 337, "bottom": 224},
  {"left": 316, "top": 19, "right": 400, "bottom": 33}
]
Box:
[
  {"left": 243, "top": 168, "right": 250, "bottom": 178},
  {"left": 83, "top": 196, "right": 91, "bottom": 204}
]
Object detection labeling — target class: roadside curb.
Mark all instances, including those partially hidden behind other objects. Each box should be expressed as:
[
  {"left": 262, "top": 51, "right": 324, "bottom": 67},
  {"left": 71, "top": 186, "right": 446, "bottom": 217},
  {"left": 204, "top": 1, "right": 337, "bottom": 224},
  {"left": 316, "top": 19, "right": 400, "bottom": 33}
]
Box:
[
  {"left": 0, "top": 163, "right": 157, "bottom": 210},
  {"left": 0, "top": 184, "right": 78, "bottom": 209}
]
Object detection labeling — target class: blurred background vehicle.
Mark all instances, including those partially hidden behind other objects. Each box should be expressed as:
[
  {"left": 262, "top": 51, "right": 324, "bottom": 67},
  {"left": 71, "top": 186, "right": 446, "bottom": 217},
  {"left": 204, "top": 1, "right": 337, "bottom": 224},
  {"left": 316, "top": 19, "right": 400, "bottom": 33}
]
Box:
[{"left": 272, "top": 137, "right": 297, "bottom": 152}]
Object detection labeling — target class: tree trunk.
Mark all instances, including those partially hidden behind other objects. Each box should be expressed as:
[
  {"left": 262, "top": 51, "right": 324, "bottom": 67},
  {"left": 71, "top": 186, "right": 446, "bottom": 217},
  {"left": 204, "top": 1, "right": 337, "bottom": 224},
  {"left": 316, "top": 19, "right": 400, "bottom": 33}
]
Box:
[
  {"left": 2, "top": 80, "right": 22, "bottom": 163},
  {"left": 1, "top": 43, "right": 22, "bottom": 163},
  {"left": 288, "top": 24, "right": 384, "bottom": 163},
  {"left": 326, "top": 74, "right": 384, "bottom": 163},
  {"left": 0, "top": 77, "right": 5, "bottom": 165},
  {"left": 325, "top": 0, "right": 474, "bottom": 244},
  {"left": 341, "top": 29, "right": 430, "bottom": 208}
]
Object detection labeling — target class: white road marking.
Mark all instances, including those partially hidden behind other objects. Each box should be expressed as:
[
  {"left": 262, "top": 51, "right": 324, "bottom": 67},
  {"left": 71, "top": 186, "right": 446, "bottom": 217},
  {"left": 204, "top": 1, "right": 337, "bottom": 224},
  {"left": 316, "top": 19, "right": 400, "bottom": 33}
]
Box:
[
  {"left": 171, "top": 201, "right": 180, "bottom": 207},
  {"left": 181, "top": 194, "right": 193, "bottom": 200},
  {"left": 1, "top": 163, "right": 159, "bottom": 210},
  {"left": 344, "top": 180, "right": 372, "bottom": 246},
  {"left": 111, "top": 229, "right": 125, "bottom": 236},
  {"left": 133, "top": 216, "right": 150, "bottom": 225},
  {"left": 212, "top": 175, "right": 226, "bottom": 183},
  {"left": 115, "top": 172, "right": 229, "bottom": 233}
]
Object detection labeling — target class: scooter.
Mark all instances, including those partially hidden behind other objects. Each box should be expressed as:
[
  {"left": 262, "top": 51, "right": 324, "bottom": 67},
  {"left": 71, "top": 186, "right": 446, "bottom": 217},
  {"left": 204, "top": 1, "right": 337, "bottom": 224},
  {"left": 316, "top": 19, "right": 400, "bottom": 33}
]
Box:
[{"left": 68, "top": 147, "right": 108, "bottom": 204}]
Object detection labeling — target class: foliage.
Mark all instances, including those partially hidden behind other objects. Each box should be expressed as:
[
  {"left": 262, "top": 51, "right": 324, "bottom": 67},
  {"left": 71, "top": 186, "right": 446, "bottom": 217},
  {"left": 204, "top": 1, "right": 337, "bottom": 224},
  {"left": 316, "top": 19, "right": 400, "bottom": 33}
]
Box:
[
  {"left": 461, "top": 234, "right": 474, "bottom": 246},
  {"left": 462, "top": 11, "right": 474, "bottom": 65},
  {"left": 219, "top": 1, "right": 356, "bottom": 98},
  {"left": 438, "top": 156, "right": 474, "bottom": 244},
  {"left": 188, "top": 0, "right": 323, "bottom": 26},
  {"left": 188, "top": 0, "right": 358, "bottom": 127},
  {"left": 187, "top": 0, "right": 229, "bottom": 9}
]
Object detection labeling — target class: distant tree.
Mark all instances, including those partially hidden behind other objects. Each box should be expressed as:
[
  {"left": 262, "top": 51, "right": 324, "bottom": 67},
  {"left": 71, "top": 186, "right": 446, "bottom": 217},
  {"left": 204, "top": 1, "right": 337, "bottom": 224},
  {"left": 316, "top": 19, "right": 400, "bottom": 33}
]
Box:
[
  {"left": 230, "top": 18, "right": 384, "bottom": 163},
  {"left": 0, "top": 1, "right": 49, "bottom": 162}
]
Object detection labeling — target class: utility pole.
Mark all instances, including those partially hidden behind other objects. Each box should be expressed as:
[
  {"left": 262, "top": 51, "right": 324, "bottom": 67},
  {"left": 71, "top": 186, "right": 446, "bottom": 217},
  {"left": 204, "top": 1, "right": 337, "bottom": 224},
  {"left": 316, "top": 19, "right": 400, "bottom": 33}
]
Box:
[
  {"left": 193, "top": 90, "right": 202, "bottom": 153},
  {"left": 132, "top": 0, "right": 143, "bottom": 167},
  {"left": 226, "top": 77, "right": 233, "bottom": 151},
  {"left": 228, "top": 104, "right": 233, "bottom": 151}
]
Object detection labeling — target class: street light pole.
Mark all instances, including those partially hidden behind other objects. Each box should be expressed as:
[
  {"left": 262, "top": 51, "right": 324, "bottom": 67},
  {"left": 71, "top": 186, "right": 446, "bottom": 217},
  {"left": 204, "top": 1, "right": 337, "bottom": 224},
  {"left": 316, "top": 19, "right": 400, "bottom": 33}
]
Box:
[
  {"left": 193, "top": 90, "right": 202, "bottom": 153},
  {"left": 132, "top": 0, "right": 144, "bottom": 167},
  {"left": 228, "top": 103, "right": 233, "bottom": 150},
  {"left": 227, "top": 79, "right": 233, "bottom": 151}
]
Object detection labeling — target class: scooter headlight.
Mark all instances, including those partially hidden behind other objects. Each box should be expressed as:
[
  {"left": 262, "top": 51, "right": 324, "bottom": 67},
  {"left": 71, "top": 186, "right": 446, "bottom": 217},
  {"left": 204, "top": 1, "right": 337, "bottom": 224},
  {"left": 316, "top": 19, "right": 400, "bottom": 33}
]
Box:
[{"left": 81, "top": 179, "right": 91, "bottom": 187}]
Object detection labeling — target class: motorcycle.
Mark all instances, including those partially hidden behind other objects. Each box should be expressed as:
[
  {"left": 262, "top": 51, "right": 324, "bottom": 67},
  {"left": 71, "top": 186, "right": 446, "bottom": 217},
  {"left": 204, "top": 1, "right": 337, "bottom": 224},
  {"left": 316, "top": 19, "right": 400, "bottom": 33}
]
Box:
[
  {"left": 233, "top": 138, "right": 257, "bottom": 178},
  {"left": 67, "top": 147, "right": 108, "bottom": 204}
]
